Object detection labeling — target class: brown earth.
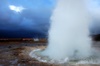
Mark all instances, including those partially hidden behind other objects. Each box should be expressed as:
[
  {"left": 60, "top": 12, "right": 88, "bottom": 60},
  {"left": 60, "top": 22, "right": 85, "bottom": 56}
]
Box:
[{"left": 0, "top": 42, "right": 100, "bottom": 66}]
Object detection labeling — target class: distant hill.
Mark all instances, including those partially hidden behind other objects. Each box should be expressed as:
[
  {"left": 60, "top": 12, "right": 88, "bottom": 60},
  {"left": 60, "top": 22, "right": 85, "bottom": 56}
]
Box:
[
  {"left": 92, "top": 34, "right": 100, "bottom": 41},
  {"left": 0, "top": 29, "right": 47, "bottom": 38}
]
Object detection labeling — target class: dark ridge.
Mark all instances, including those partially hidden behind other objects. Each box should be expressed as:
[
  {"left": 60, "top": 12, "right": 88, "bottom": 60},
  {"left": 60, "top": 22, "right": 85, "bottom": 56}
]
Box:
[
  {"left": 92, "top": 34, "right": 100, "bottom": 41},
  {"left": 0, "top": 29, "right": 47, "bottom": 38}
]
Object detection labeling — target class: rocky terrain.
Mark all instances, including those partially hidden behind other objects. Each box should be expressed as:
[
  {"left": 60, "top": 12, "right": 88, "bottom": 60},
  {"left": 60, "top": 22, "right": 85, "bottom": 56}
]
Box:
[{"left": 0, "top": 41, "right": 100, "bottom": 66}]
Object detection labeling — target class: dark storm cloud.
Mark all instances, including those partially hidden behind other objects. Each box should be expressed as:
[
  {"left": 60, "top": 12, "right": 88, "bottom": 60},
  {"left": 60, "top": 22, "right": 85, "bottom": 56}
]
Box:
[{"left": 0, "top": 0, "right": 55, "bottom": 37}]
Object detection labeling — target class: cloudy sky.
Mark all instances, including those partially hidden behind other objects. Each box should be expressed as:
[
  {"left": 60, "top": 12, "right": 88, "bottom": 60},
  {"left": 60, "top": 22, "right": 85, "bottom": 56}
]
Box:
[
  {"left": 0, "top": 0, "right": 100, "bottom": 38},
  {"left": 0, "top": 0, "right": 55, "bottom": 38}
]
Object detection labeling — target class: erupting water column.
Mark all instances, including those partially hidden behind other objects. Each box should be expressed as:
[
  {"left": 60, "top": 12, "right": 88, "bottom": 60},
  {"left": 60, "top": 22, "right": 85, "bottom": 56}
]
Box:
[{"left": 41, "top": 0, "right": 92, "bottom": 60}]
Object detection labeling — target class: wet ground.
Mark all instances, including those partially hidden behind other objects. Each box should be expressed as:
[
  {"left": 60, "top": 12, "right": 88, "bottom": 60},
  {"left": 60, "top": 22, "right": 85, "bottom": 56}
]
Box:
[{"left": 0, "top": 42, "right": 100, "bottom": 66}]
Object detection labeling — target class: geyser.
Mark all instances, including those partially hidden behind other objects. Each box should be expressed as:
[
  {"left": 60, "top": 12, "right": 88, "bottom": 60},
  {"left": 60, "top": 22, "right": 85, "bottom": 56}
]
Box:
[
  {"left": 41, "top": 0, "right": 92, "bottom": 60},
  {"left": 30, "top": 0, "right": 92, "bottom": 62}
]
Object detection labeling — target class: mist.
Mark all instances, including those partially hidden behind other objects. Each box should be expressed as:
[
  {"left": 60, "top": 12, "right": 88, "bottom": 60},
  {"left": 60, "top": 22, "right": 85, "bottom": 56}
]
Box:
[{"left": 41, "top": 0, "right": 92, "bottom": 60}]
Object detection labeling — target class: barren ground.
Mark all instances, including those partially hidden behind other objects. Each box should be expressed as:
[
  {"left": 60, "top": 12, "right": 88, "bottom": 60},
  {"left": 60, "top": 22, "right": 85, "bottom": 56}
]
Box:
[{"left": 0, "top": 42, "right": 100, "bottom": 66}]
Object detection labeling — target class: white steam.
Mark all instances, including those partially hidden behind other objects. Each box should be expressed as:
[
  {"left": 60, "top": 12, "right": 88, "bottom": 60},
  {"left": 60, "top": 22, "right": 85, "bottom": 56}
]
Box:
[{"left": 41, "top": 0, "right": 92, "bottom": 60}]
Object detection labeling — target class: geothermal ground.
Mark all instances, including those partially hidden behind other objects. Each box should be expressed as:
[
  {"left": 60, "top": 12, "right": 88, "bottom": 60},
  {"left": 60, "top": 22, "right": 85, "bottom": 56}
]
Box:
[{"left": 0, "top": 42, "right": 100, "bottom": 66}]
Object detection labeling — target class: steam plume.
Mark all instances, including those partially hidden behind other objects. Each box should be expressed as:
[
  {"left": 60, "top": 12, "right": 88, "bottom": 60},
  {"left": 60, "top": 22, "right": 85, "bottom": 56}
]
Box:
[{"left": 41, "top": 0, "right": 92, "bottom": 60}]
